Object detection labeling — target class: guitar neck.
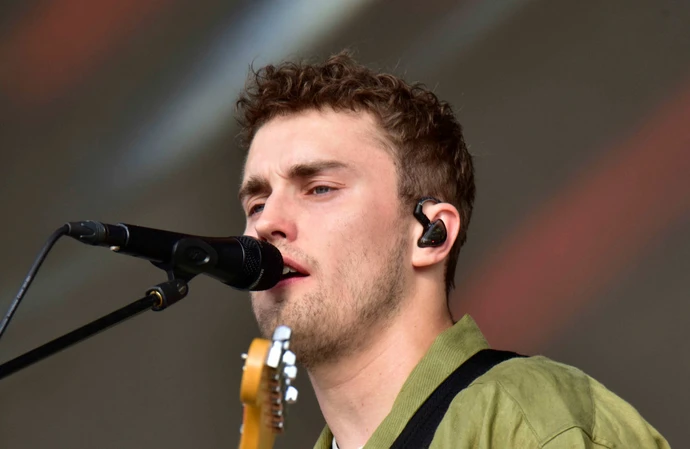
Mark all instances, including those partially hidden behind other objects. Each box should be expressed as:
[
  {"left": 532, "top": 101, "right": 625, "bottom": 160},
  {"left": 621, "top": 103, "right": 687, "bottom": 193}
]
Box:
[{"left": 238, "top": 326, "right": 297, "bottom": 449}]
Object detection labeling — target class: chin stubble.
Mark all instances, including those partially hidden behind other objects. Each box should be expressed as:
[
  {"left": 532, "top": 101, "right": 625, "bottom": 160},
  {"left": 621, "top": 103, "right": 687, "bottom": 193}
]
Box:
[
  {"left": 250, "top": 233, "right": 408, "bottom": 370},
  {"left": 297, "top": 236, "right": 407, "bottom": 369}
]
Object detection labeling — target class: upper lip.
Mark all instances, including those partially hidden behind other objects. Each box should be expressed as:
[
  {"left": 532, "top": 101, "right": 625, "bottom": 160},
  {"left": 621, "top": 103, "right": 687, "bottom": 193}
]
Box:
[
  {"left": 283, "top": 256, "right": 309, "bottom": 275},
  {"left": 281, "top": 256, "right": 309, "bottom": 276}
]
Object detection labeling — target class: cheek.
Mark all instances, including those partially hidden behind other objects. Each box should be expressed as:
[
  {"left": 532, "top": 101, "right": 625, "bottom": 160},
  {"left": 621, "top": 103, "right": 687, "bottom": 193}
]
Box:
[
  {"left": 323, "top": 207, "right": 396, "bottom": 265},
  {"left": 242, "top": 218, "right": 258, "bottom": 238}
]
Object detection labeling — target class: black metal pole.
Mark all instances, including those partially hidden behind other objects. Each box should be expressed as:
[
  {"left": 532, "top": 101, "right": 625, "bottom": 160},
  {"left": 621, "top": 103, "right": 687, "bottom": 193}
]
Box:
[{"left": 0, "top": 294, "right": 157, "bottom": 380}]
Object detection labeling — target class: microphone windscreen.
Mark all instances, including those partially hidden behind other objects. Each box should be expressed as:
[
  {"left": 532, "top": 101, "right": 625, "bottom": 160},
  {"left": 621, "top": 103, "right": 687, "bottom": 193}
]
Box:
[{"left": 236, "top": 236, "right": 283, "bottom": 291}]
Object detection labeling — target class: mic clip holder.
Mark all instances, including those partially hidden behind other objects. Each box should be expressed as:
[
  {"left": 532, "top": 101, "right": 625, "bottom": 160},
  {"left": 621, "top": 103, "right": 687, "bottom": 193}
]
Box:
[
  {"left": 149, "top": 237, "right": 217, "bottom": 287},
  {"left": 0, "top": 279, "right": 189, "bottom": 380}
]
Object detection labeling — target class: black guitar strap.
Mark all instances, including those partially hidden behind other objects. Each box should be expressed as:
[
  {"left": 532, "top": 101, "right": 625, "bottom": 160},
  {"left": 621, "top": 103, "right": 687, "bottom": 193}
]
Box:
[{"left": 389, "top": 349, "right": 526, "bottom": 449}]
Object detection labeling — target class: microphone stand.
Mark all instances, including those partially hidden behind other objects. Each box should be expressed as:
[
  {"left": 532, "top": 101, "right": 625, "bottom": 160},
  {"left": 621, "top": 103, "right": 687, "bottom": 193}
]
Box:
[{"left": 0, "top": 279, "right": 188, "bottom": 380}]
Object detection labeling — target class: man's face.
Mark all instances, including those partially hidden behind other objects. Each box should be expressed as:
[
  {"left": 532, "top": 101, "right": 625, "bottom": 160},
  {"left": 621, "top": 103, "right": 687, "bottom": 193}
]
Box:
[{"left": 240, "top": 109, "right": 411, "bottom": 368}]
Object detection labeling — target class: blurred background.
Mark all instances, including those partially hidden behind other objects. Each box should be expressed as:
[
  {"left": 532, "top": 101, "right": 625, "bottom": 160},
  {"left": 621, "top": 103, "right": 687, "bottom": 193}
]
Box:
[{"left": 0, "top": 0, "right": 688, "bottom": 447}]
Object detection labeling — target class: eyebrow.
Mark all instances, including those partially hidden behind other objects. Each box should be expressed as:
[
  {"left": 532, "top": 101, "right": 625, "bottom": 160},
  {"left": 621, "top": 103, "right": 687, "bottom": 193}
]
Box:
[{"left": 238, "top": 160, "right": 352, "bottom": 205}]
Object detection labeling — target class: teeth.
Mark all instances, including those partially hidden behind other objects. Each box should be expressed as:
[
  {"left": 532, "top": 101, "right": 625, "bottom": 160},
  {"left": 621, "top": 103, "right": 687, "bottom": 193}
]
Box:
[{"left": 282, "top": 266, "right": 298, "bottom": 275}]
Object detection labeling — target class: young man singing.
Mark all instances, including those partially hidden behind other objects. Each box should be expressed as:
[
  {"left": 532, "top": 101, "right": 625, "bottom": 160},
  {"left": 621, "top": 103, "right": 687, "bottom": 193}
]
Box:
[{"left": 235, "top": 52, "right": 669, "bottom": 449}]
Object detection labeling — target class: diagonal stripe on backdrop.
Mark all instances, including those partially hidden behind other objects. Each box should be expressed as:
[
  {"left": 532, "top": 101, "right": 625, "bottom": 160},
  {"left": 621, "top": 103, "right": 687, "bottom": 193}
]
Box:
[
  {"left": 0, "top": 0, "right": 174, "bottom": 106},
  {"left": 452, "top": 80, "right": 690, "bottom": 352}
]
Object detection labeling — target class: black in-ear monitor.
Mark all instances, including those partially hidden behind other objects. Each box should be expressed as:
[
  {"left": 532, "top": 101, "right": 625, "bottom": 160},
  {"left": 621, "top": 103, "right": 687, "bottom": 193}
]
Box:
[{"left": 413, "top": 197, "right": 447, "bottom": 248}]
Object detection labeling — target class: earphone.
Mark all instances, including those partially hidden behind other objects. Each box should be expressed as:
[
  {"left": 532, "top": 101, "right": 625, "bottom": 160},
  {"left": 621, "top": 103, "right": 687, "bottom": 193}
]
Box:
[{"left": 413, "top": 197, "right": 447, "bottom": 248}]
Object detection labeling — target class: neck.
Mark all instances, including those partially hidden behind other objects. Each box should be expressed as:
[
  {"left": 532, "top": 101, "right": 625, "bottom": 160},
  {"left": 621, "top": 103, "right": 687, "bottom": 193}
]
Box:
[{"left": 308, "top": 289, "right": 453, "bottom": 449}]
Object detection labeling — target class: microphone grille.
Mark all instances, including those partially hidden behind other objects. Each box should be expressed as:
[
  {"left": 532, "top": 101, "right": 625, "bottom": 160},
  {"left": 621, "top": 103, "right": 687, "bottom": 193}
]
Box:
[
  {"left": 236, "top": 236, "right": 261, "bottom": 277},
  {"left": 236, "top": 236, "right": 283, "bottom": 291}
]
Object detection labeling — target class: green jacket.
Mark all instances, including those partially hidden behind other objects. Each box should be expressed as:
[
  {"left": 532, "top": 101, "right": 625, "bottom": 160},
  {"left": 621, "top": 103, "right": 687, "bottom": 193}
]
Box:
[{"left": 314, "top": 315, "right": 670, "bottom": 448}]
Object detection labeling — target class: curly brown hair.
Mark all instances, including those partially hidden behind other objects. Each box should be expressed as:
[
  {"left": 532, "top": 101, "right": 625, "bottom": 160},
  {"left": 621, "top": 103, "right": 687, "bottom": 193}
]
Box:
[{"left": 236, "top": 51, "right": 475, "bottom": 297}]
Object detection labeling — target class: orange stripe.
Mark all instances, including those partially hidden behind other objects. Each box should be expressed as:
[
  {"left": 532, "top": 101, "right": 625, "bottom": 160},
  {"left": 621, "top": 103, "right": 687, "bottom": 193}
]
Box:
[
  {"left": 452, "top": 81, "right": 690, "bottom": 351},
  {"left": 0, "top": 0, "right": 174, "bottom": 105}
]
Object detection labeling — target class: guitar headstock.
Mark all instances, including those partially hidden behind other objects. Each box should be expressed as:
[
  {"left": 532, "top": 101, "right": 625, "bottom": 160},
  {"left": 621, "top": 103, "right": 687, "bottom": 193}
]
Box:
[{"left": 239, "top": 325, "right": 298, "bottom": 449}]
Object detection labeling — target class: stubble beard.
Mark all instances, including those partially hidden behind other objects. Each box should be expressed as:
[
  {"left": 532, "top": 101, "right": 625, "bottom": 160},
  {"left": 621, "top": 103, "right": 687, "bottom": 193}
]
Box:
[{"left": 252, "top": 233, "right": 408, "bottom": 370}]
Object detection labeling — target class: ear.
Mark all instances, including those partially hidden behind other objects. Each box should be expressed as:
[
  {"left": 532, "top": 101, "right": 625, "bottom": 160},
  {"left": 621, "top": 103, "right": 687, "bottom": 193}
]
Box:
[{"left": 410, "top": 201, "right": 461, "bottom": 269}]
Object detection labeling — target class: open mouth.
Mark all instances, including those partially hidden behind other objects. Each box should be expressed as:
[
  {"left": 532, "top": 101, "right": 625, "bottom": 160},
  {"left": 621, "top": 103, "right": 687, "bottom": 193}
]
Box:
[{"left": 280, "top": 264, "right": 309, "bottom": 282}]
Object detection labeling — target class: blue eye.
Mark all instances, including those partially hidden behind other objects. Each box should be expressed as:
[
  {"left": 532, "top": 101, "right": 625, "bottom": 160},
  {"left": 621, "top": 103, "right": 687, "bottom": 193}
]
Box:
[
  {"left": 311, "top": 186, "right": 332, "bottom": 195},
  {"left": 248, "top": 203, "right": 264, "bottom": 216}
]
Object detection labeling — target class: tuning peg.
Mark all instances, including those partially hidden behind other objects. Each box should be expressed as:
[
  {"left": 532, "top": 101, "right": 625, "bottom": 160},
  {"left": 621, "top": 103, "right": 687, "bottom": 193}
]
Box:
[
  {"left": 272, "top": 325, "right": 292, "bottom": 343},
  {"left": 282, "top": 350, "right": 296, "bottom": 366},
  {"left": 283, "top": 365, "right": 297, "bottom": 381},
  {"left": 241, "top": 353, "right": 247, "bottom": 360},
  {"left": 266, "top": 342, "right": 282, "bottom": 368},
  {"left": 284, "top": 385, "right": 298, "bottom": 404}
]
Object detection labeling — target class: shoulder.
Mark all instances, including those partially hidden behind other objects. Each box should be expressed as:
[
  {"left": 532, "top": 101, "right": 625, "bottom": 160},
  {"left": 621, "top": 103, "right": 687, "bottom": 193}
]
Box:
[
  {"left": 472, "top": 355, "right": 596, "bottom": 440},
  {"left": 433, "top": 355, "right": 669, "bottom": 448}
]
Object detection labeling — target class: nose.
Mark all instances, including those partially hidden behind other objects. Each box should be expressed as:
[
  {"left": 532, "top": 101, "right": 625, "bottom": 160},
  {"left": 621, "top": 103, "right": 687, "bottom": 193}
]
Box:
[{"left": 252, "top": 196, "right": 297, "bottom": 244}]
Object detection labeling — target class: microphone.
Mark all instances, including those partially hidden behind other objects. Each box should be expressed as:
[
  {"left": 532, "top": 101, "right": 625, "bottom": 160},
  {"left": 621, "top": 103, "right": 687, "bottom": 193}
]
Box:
[{"left": 65, "top": 221, "right": 283, "bottom": 291}]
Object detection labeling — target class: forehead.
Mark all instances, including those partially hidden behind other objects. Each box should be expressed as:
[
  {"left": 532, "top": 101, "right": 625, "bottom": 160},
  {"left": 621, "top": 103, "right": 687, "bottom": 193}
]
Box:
[{"left": 241, "top": 109, "right": 394, "bottom": 183}]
